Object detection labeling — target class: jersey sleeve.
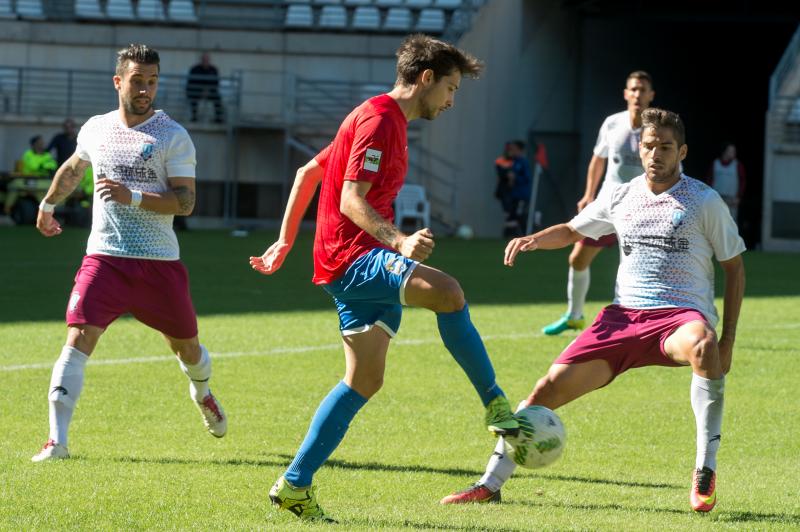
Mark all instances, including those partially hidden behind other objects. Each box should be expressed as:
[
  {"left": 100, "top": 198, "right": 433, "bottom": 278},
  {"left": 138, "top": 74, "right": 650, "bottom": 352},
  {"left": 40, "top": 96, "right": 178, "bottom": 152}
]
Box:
[
  {"left": 314, "top": 143, "right": 333, "bottom": 167},
  {"left": 568, "top": 182, "right": 616, "bottom": 239},
  {"left": 75, "top": 119, "right": 94, "bottom": 162},
  {"left": 592, "top": 117, "right": 610, "bottom": 158},
  {"left": 344, "top": 114, "right": 393, "bottom": 184},
  {"left": 701, "top": 189, "right": 746, "bottom": 261},
  {"left": 166, "top": 129, "right": 197, "bottom": 178}
]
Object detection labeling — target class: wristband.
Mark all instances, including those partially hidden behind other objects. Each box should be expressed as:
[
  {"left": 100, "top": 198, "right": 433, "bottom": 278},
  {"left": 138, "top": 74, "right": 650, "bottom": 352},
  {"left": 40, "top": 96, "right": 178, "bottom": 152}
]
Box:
[
  {"left": 39, "top": 200, "right": 56, "bottom": 213},
  {"left": 130, "top": 189, "right": 143, "bottom": 207}
]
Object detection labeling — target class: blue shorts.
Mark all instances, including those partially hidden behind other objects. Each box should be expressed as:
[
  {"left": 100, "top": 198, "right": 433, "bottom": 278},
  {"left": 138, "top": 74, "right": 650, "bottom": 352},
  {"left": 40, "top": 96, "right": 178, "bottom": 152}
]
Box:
[{"left": 323, "top": 248, "right": 418, "bottom": 337}]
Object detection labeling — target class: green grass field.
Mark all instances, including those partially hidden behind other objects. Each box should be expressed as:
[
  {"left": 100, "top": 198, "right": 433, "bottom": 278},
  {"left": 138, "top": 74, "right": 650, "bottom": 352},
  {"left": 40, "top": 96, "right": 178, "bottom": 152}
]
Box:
[{"left": 2, "top": 225, "right": 799, "bottom": 530}]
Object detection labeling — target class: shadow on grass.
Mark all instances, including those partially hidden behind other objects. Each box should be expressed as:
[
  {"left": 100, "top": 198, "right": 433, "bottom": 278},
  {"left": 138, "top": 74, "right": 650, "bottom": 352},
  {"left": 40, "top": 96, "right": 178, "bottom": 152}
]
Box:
[
  {"left": 346, "top": 516, "right": 523, "bottom": 532},
  {"left": 508, "top": 500, "right": 800, "bottom": 525},
  {"left": 109, "top": 453, "right": 485, "bottom": 478},
  {"left": 533, "top": 472, "right": 680, "bottom": 489}
]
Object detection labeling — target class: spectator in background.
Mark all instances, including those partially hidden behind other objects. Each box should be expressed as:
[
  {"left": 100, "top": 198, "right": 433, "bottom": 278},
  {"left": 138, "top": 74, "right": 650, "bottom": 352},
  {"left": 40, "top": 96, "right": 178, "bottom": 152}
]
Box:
[
  {"left": 707, "top": 143, "right": 745, "bottom": 223},
  {"left": 506, "top": 140, "right": 532, "bottom": 237},
  {"left": 47, "top": 119, "right": 78, "bottom": 167},
  {"left": 186, "top": 52, "right": 224, "bottom": 123},
  {"left": 22, "top": 135, "right": 58, "bottom": 177},
  {"left": 494, "top": 142, "right": 515, "bottom": 236}
]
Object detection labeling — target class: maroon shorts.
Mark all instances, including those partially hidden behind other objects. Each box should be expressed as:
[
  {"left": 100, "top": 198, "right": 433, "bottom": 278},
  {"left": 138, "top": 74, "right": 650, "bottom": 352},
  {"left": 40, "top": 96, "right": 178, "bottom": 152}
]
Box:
[
  {"left": 581, "top": 233, "right": 618, "bottom": 247},
  {"left": 553, "top": 305, "right": 708, "bottom": 379},
  {"left": 66, "top": 254, "right": 198, "bottom": 339}
]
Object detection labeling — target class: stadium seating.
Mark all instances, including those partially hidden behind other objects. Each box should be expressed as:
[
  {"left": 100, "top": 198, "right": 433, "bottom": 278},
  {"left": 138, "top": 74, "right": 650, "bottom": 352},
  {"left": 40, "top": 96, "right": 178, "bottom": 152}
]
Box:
[
  {"left": 416, "top": 7, "right": 444, "bottom": 31},
  {"left": 106, "top": 0, "right": 135, "bottom": 19},
  {"left": 167, "top": 0, "right": 197, "bottom": 22},
  {"left": 319, "top": 4, "right": 346, "bottom": 28},
  {"left": 352, "top": 5, "right": 379, "bottom": 29},
  {"left": 285, "top": 4, "right": 313, "bottom": 27},
  {"left": 383, "top": 6, "right": 411, "bottom": 31},
  {"left": 137, "top": 0, "right": 166, "bottom": 20},
  {"left": 15, "top": 0, "right": 44, "bottom": 18},
  {"left": 0, "top": 0, "right": 15, "bottom": 18},
  {"left": 75, "top": 0, "right": 105, "bottom": 18}
]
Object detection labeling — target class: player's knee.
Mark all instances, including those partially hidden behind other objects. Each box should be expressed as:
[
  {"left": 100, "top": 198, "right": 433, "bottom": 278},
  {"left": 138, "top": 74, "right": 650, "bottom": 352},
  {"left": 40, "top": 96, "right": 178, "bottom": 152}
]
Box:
[
  {"left": 437, "top": 277, "right": 465, "bottom": 313},
  {"left": 357, "top": 375, "right": 384, "bottom": 398},
  {"left": 569, "top": 253, "right": 591, "bottom": 271},
  {"left": 687, "top": 330, "right": 718, "bottom": 369}
]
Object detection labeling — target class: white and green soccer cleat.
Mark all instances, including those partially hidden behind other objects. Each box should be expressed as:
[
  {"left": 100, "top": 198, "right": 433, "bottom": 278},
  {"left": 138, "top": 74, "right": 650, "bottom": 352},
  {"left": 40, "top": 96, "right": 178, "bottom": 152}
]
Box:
[
  {"left": 269, "top": 476, "right": 334, "bottom": 522},
  {"left": 485, "top": 395, "right": 520, "bottom": 437}
]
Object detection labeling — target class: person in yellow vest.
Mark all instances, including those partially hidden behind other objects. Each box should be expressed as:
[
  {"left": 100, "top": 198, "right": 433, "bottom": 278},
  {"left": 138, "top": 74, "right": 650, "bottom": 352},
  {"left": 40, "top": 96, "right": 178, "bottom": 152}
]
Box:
[
  {"left": 4, "top": 135, "right": 57, "bottom": 219},
  {"left": 22, "top": 135, "right": 58, "bottom": 177}
]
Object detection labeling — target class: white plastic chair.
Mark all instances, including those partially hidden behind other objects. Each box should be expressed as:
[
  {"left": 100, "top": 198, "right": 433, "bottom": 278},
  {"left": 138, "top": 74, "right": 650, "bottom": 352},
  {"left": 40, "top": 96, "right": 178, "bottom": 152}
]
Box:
[{"left": 394, "top": 183, "right": 431, "bottom": 230}]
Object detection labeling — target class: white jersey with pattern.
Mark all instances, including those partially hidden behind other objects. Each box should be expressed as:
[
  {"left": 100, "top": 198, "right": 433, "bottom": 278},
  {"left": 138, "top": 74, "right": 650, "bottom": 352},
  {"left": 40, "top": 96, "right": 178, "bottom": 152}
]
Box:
[
  {"left": 593, "top": 111, "right": 643, "bottom": 188},
  {"left": 77, "top": 110, "right": 196, "bottom": 260},
  {"left": 569, "top": 174, "right": 746, "bottom": 327}
]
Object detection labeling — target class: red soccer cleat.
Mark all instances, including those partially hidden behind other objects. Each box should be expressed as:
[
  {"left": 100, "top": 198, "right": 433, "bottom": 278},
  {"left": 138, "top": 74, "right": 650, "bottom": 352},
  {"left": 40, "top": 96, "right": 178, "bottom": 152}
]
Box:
[
  {"left": 690, "top": 467, "right": 717, "bottom": 512},
  {"left": 440, "top": 483, "right": 501, "bottom": 505}
]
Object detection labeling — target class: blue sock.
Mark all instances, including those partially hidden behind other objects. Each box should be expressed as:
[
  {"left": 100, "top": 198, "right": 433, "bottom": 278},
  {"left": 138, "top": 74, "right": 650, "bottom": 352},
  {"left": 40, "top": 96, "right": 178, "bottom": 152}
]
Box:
[
  {"left": 437, "top": 304, "right": 503, "bottom": 406},
  {"left": 284, "top": 381, "right": 367, "bottom": 487}
]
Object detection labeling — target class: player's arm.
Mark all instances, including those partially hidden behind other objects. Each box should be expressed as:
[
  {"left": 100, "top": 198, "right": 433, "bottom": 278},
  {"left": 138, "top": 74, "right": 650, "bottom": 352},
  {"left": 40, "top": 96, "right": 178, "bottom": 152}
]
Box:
[
  {"left": 504, "top": 223, "right": 583, "bottom": 267},
  {"left": 36, "top": 152, "right": 92, "bottom": 237},
  {"left": 340, "top": 180, "right": 433, "bottom": 262},
  {"left": 250, "top": 157, "right": 325, "bottom": 275},
  {"left": 95, "top": 176, "right": 196, "bottom": 215},
  {"left": 717, "top": 254, "right": 745, "bottom": 374},
  {"left": 577, "top": 155, "right": 606, "bottom": 212}
]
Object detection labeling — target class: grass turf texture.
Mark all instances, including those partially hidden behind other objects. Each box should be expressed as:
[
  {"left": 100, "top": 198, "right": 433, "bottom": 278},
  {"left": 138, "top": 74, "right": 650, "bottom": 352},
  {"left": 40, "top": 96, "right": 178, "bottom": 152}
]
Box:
[{"left": 2, "top": 226, "right": 799, "bottom": 530}]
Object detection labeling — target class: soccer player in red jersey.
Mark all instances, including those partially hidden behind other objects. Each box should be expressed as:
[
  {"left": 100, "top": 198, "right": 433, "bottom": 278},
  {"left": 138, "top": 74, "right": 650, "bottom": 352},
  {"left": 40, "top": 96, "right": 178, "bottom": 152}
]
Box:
[{"left": 250, "top": 34, "right": 518, "bottom": 521}]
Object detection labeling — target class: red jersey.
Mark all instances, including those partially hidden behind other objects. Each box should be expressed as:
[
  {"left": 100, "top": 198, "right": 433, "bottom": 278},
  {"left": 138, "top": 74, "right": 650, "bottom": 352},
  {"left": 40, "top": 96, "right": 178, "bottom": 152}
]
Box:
[{"left": 312, "top": 94, "right": 408, "bottom": 284}]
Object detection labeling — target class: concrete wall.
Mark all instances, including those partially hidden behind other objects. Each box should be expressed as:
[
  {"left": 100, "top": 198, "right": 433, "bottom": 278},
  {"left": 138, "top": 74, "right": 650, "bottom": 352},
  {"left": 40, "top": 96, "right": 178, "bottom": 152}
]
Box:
[{"left": 421, "top": 0, "right": 580, "bottom": 236}]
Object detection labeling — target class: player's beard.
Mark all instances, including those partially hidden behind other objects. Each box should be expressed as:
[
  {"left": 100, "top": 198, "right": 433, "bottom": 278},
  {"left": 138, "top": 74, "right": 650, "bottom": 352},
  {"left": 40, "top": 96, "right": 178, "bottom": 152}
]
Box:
[
  {"left": 647, "top": 160, "right": 681, "bottom": 184},
  {"left": 123, "top": 95, "right": 154, "bottom": 116}
]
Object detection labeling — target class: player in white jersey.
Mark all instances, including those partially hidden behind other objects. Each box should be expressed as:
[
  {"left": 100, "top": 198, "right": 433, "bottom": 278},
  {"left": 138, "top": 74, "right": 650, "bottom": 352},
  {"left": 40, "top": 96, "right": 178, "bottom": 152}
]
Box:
[
  {"left": 441, "top": 108, "right": 745, "bottom": 513},
  {"left": 32, "top": 44, "right": 226, "bottom": 462},
  {"left": 543, "top": 71, "right": 655, "bottom": 335}
]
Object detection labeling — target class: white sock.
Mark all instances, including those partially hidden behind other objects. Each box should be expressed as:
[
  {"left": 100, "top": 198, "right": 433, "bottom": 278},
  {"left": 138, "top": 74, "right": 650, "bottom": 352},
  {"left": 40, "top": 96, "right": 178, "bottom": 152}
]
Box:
[
  {"left": 691, "top": 373, "right": 725, "bottom": 471},
  {"left": 179, "top": 345, "right": 211, "bottom": 402},
  {"left": 480, "top": 434, "right": 519, "bottom": 492},
  {"left": 48, "top": 346, "right": 89, "bottom": 447},
  {"left": 567, "top": 267, "right": 590, "bottom": 319}
]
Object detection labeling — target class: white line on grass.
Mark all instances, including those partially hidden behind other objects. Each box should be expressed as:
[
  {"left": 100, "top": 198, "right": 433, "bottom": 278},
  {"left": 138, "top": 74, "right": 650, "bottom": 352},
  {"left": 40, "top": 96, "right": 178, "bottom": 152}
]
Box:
[{"left": 0, "top": 332, "right": 543, "bottom": 372}]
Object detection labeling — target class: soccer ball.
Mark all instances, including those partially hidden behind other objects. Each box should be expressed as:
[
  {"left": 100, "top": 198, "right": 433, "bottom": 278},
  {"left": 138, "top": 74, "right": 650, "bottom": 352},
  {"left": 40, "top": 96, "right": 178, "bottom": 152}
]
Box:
[
  {"left": 503, "top": 405, "right": 566, "bottom": 469},
  {"left": 455, "top": 224, "right": 474, "bottom": 239}
]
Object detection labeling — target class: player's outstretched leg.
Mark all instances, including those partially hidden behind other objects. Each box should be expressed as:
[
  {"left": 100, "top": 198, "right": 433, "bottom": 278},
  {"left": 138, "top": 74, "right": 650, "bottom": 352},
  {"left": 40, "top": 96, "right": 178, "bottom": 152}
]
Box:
[
  {"left": 32, "top": 345, "right": 89, "bottom": 462},
  {"left": 441, "top": 437, "right": 509, "bottom": 504},
  {"left": 178, "top": 344, "right": 227, "bottom": 437},
  {"left": 689, "top": 373, "right": 724, "bottom": 512},
  {"left": 542, "top": 266, "right": 588, "bottom": 335}
]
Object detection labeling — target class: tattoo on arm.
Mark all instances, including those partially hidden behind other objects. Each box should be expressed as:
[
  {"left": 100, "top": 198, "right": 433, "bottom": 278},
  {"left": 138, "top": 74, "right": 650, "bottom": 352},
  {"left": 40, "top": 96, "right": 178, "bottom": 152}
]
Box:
[
  {"left": 47, "top": 160, "right": 89, "bottom": 204},
  {"left": 375, "top": 220, "right": 401, "bottom": 249},
  {"left": 173, "top": 186, "right": 195, "bottom": 215}
]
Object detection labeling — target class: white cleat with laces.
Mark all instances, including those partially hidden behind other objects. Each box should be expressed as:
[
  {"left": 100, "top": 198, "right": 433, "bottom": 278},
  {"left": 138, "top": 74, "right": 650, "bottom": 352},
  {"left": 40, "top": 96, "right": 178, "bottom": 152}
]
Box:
[
  {"left": 195, "top": 393, "right": 227, "bottom": 438},
  {"left": 32, "top": 439, "right": 70, "bottom": 462}
]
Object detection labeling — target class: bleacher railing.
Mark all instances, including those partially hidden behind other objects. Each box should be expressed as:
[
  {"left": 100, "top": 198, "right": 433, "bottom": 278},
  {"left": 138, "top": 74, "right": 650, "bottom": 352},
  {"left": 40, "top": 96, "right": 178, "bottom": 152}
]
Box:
[{"left": 0, "top": 66, "right": 241, "bottom": 123}]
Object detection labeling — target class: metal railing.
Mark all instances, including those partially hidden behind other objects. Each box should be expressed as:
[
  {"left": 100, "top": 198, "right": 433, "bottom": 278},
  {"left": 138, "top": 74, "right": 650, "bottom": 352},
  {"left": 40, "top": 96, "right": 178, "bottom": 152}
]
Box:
[{"left": 0, "top": 67, "right": 241, "bottom": 123}]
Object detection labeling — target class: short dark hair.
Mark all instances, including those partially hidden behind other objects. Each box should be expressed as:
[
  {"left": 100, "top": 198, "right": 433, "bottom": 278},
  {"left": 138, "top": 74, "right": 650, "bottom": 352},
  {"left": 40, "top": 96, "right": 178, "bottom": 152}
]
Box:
[
  {"left": 511, "top": 140, "right": 525, "bottom": 150},
  {"left": 29, "top": 135, "right": 42, "bottom": 147},
  {"left": 627, "top": 70, "right": 653, "bottom": 87},
  {"left": 395, "top": 34, "right": 483, "bottom": 86},
  {"left": 642, "top": 107, "right": 685, "bottom": 146},
  {"left": 116, "top": 43, "right": 160, "bottom": 77}
]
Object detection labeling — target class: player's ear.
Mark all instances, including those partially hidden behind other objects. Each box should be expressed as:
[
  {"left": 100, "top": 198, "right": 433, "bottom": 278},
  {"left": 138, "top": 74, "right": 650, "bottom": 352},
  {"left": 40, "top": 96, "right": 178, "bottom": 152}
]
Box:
[
  {"left": 679, "top": 143, "right": 688, "bottom": 161},
  {"left": 420, "top": 69, "right": 434, "bottom": 87},
  {"left": 113, "top": 75, "right": 122, "bottom": 90}
]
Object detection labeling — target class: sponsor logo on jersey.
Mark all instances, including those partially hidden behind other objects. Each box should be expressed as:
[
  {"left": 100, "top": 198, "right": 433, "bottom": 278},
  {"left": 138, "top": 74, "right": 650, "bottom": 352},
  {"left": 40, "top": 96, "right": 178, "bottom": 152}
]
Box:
[
  {"left": 141, "top": 142, "right": 155, "bottom": 161},
  {"left": 364, "top": 148, "right": 382, "bottom": 172}
]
